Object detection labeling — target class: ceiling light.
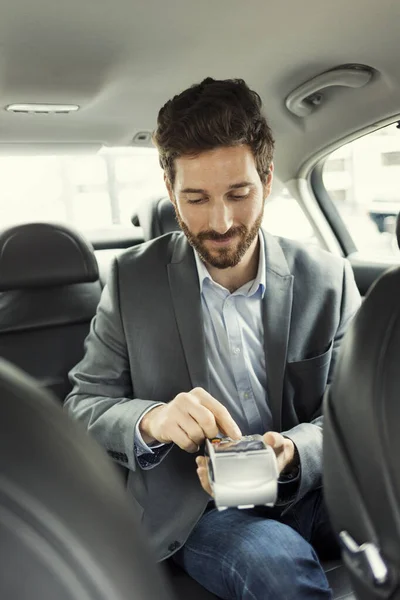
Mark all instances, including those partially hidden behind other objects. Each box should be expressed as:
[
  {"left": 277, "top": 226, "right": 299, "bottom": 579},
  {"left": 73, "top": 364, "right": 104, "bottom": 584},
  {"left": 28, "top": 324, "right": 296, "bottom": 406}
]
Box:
[{"left": 5, "top": 103, "right": 80, "bottom": 114}]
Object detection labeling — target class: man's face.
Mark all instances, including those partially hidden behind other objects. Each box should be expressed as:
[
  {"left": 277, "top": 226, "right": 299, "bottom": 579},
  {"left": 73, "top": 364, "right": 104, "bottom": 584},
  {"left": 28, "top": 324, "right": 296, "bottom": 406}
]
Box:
[{"left": 166, "top": 145, "right": 273, "bottom": 269}]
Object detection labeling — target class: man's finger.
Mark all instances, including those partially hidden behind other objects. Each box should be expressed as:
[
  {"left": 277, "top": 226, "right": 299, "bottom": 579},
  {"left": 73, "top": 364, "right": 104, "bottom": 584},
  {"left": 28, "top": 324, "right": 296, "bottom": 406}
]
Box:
[
  {"left": 177, "top": 413, "right": 207, "bottom": 446},
  {"left": 263, "top": 431, "right": 285, "bottom": 451},
  {"left": 196, "top": 456, "right": 213, "bottom": 496},
  {"left": 170, "top": 424, "right": 199, "bottom": 453},
  {"left": 193, "top": 388, "right": 242, "bottom": 440},
  {"left": 185, "top": 402, "right": 219, "bottom": 440}
]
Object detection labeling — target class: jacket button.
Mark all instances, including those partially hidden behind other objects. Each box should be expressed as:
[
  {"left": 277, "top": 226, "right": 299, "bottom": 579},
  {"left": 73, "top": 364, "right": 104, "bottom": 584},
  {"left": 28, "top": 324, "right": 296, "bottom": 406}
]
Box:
[{"left": 168, "top": 541, "right": 180, "bottom": 552}]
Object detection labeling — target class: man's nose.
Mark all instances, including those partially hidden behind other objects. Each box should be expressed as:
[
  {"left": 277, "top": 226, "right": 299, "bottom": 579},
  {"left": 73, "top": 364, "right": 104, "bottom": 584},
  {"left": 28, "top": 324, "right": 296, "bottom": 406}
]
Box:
[{"left": 208, "top": 202, "right": 233, "bottom": 234}]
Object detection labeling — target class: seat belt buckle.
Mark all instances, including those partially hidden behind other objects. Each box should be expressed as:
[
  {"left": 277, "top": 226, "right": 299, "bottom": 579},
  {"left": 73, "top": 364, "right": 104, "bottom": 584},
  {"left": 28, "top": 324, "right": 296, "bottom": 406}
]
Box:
[{"left": 339, "top": 530, "right": 389, "bottom": 587}]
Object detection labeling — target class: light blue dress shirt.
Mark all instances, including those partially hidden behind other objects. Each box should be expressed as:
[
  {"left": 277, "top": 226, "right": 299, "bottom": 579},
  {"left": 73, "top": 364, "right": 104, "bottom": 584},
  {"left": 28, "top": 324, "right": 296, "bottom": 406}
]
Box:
[{"left": 134, "top": 233, "right": 273, "bottom": 468}]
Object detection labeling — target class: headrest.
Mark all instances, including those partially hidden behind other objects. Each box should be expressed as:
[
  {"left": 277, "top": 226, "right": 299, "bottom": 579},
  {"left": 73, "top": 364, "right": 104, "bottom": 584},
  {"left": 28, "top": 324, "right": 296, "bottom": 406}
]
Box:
[
  {"left": 396, "top": 212, "right": 400, "bottom": 250},
  {"left": 0, "top": 357, "right": 173, "bottom": 600},
  {"left": 0, "top": 222, "right": 99, "bottom": 291},
  {"left": 132, "top": 196, "right": 179, "bottom": 241}
]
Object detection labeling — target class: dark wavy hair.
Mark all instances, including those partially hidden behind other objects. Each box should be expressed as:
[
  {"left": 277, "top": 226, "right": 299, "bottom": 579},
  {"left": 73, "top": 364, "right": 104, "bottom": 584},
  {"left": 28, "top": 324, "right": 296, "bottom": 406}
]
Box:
[{"left": 153, "top": 77, "right": 275, "bottom": 185}]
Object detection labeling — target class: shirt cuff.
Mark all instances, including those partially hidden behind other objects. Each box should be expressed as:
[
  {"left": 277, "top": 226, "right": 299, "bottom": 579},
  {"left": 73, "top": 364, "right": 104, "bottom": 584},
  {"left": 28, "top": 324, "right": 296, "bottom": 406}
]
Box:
[
  {"left": 135, "top": 443, "right": 173, "bottom": 470},
  {"left": 134, "top": 403, "right": 166, "bottom": 456}
]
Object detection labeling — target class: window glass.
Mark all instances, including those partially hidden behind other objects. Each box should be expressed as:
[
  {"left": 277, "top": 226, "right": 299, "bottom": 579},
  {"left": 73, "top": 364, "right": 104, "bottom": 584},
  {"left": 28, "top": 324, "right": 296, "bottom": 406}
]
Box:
[
  {"left": 263, "top": 190, "right": 320, "bottom": 246},
  {"left": 0, "top": 148, "right": 166, "bottom": 232},
  {"left": 323, "top": 123, "right": 400, "bottom": 258}
]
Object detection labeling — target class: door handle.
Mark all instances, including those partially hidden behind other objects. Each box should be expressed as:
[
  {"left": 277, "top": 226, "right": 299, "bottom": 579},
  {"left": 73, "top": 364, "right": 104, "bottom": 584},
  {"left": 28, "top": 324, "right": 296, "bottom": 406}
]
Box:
[{"left": 285, "top": 64, "right": 374, "bottom": 117}]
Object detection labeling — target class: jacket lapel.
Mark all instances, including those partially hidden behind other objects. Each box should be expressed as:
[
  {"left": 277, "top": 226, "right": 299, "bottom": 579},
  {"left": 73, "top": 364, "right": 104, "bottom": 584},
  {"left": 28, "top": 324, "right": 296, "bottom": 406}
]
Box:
[
  {"left": 167, "top": 235, "right": 209, "bottom": 391},
  {"left": 262, "top": 231, "right": 294, "bottom": 431}
]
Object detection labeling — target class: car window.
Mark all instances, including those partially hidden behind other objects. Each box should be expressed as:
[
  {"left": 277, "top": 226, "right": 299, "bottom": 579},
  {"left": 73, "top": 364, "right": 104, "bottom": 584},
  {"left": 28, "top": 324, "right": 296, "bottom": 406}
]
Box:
[
  {"left": 323, "top": 123, "right": 400, "bottom": 258},
  {"left": 263, "top": 190, "right": 320, "bottom": 247},
  {"left": 0, "top": 148, "right": 166, "bottom": 232}
]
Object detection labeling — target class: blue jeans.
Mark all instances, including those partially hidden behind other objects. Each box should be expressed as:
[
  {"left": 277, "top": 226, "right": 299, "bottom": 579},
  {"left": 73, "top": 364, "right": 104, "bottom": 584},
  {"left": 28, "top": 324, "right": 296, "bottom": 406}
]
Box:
[{"left": 173, "top": 489, "right": 339, "bottom": 600}]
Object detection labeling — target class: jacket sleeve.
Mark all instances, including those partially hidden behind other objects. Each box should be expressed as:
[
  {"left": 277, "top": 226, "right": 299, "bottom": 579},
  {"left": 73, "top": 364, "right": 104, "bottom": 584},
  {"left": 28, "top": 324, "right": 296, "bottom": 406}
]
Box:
[
  {"left": 64, "top": 258, "right": 163, "bottom": 472},
  {"left": 281, "top": 259, "right": 361, "bottom": 504}
]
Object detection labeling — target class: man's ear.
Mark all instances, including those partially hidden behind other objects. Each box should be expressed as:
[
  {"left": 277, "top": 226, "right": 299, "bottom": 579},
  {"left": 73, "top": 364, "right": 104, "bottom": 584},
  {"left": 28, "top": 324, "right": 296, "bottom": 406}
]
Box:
[
  {"left": 164, "top": 174, "right": 176, "bottom": 205},
  {"left": 263, "top": 162, "right": 274, "bottom": 200}
]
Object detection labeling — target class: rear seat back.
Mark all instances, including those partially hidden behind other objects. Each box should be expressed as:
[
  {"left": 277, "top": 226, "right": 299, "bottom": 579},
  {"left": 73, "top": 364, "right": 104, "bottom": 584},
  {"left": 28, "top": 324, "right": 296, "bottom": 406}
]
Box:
[
  {"left": 132, "top": 196, "right": 178, "bottom": 241},
  {"left": 0, "top": 222, "right": 101, "bottom": 400}
]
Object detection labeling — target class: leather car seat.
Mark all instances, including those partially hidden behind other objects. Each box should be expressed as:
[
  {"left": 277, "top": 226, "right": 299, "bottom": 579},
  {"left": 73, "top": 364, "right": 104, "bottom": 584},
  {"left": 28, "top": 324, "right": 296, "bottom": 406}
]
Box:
[
  {"left": 323, "top": 220, "right": 400, "bottom": 599},
  {"left": 0, "top": 357, "right": 174, "bottom": 600},
  {"left": 0, "top": 222, "right": 102, "bottom": 400},
  {"left": 132, "top": 196, "right": 178, "bottom": 241}
]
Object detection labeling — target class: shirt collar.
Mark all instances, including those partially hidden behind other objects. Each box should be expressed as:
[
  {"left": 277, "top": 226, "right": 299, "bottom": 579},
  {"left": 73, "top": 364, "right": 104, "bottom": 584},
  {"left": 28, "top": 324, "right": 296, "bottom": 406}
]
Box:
[{"left": 193, "top": 230, "right": 266, "bottom": 298}]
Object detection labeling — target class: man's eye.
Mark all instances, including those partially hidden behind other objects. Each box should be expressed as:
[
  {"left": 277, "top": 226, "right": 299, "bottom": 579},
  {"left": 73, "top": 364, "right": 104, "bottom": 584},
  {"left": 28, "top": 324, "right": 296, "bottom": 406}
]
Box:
[
  {"left": 187, "top": 198, "right": 206, "bottom": 204},
  {"left": 230, "top": 194, "right": 248, "bottom": 200}
]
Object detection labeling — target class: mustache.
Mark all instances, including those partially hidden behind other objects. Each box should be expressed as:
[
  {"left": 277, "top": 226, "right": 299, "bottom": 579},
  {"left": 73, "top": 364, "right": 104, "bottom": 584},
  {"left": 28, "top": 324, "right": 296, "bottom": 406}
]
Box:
[{"left": 197, "top": 225, "right": 246, "bottom": 242}]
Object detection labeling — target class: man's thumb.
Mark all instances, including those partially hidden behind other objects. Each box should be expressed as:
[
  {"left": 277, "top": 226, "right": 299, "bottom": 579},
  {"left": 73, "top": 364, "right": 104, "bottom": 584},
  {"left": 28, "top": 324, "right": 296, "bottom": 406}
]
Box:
[{"left": 263, "top": 431, "right": 284, "bottom": 449}]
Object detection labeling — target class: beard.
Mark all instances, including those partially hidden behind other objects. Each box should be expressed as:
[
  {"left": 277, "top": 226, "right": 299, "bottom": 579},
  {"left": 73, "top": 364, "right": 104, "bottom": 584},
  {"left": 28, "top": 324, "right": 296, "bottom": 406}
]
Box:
[{"left": 174, "top": 206, "right": 264, "bottom": 269}]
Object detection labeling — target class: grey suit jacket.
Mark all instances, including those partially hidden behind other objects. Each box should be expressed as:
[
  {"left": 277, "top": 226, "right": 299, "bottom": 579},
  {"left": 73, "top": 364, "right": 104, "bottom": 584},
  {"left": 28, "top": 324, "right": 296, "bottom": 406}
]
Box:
[{"left": 65, "top": 230, "right": 361, "bottom": 561}]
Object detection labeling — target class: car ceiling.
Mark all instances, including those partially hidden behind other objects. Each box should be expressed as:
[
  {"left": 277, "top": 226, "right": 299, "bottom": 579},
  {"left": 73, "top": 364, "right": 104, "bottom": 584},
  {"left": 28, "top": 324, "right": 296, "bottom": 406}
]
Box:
[{"left": 0, "top": 0, "right": 399, "bottom": 182}]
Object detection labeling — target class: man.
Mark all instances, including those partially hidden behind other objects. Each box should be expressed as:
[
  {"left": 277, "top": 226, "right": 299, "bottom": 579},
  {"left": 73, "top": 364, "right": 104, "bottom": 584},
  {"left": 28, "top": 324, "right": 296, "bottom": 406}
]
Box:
[{"left": 65, "top": 77, "right": 361, "bottom": 599}]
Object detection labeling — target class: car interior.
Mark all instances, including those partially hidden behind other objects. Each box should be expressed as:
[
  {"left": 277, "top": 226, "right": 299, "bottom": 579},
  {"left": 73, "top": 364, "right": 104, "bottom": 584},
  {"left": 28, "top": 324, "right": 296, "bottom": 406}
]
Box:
[{"left": 0, "top": 0, "right": 399, "bottom": 598}]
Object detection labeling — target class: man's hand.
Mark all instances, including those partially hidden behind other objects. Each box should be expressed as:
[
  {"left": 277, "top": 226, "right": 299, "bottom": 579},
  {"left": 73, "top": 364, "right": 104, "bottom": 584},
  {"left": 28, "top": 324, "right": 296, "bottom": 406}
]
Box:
[
  {"left": 262, "top": 431, "right": 295, "bottom": 474},
  {"left": 139, "top": 387, "right": 242, "bottom": 453},
  {"left": 195, "top": 431, "right": 297, "bottom": 497},
  {"left": 196, "top": 456, "right": 213, "bottom": 497}
]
